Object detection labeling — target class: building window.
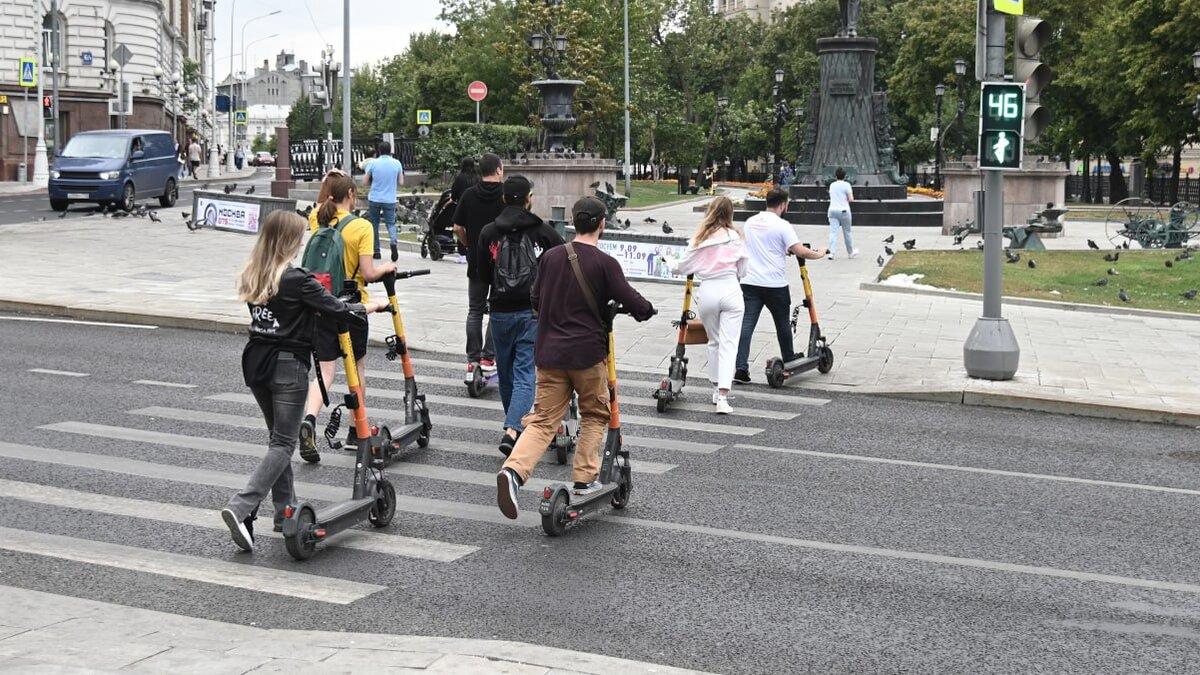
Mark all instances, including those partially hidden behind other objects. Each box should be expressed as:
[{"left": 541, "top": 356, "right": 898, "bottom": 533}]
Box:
[{"left": 43, "top": 12, "right": 67, "bottom": 73}]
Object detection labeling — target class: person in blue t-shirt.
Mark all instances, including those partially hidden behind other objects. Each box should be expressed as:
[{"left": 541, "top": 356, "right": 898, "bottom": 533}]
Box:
[{"left": 364, "top": 141, "right": 405, "bottom": 261}]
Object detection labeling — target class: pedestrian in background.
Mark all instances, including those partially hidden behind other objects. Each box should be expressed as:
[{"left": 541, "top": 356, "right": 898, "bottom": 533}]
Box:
[
  {"left": 222, "top": 210, "right": 379, "bottom": 552},
  {"left": 453, "top": 152, "right": 505, "bottom": 380},
  {"left": 187, "top": 137, "right": 201, "bottom": 179},
  {"left": 364, "top": 142, "right": 404, "bottom": 262},
  {"left": 449, "top": 157, "right": 479, "bottom": 260},
  {"left": 827, "top": 167, "right": 857, "bottom": 260},
  {"left": 666, "top": 196, "right": 747, "bottom": 414},
  {"left": 476, "top": 175, "right": 565, "bottom": 454},
  {"left": 234, "top": 145, "right": 245, "bottom": 171}
]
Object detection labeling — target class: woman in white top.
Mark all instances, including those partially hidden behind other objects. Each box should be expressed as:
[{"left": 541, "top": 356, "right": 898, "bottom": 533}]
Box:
[{"left": 667, "top": 196, "right": 747, "bottom": 414}]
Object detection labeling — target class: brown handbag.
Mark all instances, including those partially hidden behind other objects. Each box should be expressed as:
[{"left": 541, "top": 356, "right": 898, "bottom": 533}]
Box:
[{"left": 683, "top": 319, "right": 708, "bottom": 345}]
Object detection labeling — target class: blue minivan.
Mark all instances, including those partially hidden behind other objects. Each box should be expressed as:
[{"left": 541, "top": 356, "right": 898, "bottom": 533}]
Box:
[{"left": 48, "top": 129, "right": 179, "bottom": 212}]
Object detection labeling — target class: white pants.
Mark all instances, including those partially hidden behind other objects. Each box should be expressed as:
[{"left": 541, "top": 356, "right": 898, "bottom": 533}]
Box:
[
  {"left": 828, "top": 208, "right": 854, "bottom": 255},
  {"left": 697, "top": 276, "right": 745, "bottom": 391}
]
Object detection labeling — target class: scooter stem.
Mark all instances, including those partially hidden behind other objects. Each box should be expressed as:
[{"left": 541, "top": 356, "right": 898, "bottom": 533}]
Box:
[
  {"left": 676, "top": 275, "right": 694, "bottom": 346},
  {"left": 338, "top": 330, "right": 371, "bottom": 441},
  {"left": 387, "top": 293, "right": 415, "bottom": 379},
  {"left": 607, "top": 331, "right": 620, "bottom": 430},
  {"left": 797, "top": 257, "right": 819, "bottom": 324}
]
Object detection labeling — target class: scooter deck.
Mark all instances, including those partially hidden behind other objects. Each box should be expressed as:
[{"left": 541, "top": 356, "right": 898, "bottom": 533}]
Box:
[{"left": 315, "top": 495, "right": 376, "bottom": 531}]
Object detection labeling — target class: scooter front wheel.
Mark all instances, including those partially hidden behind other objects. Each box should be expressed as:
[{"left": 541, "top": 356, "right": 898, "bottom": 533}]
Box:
[
  {"left": 817, "top": 346, "right": 835, "bottom": 374},
  {"left": 369, "top": 478, "right": 396, "bottom": 527},
  {"left": 541, "top": 491, "right": 569, "bottom": 537},
  {"left": 766, "top": 360, "right": 785, "bottom": 389},
  {"left": 284, "top": 506, "right": 318, "bottom": 561}
]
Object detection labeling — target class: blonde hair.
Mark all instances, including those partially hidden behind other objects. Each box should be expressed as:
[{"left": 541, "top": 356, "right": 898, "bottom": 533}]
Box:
[
  {"left": 237, "top": 211, "right": 307, "bottom": 305},
  {"left": 690, "top": 196, "right": 739, "bottom": 247}
]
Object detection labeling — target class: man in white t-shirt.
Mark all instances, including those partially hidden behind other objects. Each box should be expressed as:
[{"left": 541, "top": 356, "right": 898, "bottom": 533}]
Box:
[
  {"left": 827, "top": 167, "right": 858, "bottom": 259},
  {"left": 734, "top": 188, "right": 828, "bottom": 384}
]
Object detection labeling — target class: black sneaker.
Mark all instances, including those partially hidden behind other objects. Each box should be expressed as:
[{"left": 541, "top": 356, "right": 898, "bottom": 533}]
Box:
[
  {"left": 390, "top": 242, "right": 399, "bottom": 262},
  {"left": 221, "top": 508, "right": 254, "bottom": 552},
  {"left": 497, "top": 468, "right": 521, "bottom": 519},
  {"left": 498, "top": 429, "right": 520, "bottom": 457},
  {"left": 733, "top": 369, "right": 752, "bottom": 384},
  {"left": 298, "top": 418, "right": 320, "bottom": 463},
  {"left": 372, "top": 251, "right": 382, "bottom": 260}
]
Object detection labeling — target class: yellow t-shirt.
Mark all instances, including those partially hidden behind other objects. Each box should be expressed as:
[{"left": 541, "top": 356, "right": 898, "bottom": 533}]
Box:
[{"left": 309, "top": 208, "right": 373, "bottom": 303}]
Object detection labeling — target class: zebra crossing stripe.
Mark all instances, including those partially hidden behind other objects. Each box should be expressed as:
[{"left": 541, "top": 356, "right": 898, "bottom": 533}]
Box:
[
  {"left": 0, "top": 476, "right": 478, "bottom": 563},
  {"left": 0, "top": 525, "right": 384, "bottom": 604}
]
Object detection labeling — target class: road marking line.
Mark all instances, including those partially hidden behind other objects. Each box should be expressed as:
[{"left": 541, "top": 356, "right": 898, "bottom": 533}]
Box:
[
  {"left": 28, "top": 368, "right": 89, "bottom": 377},
  {"left": 0, "top": 440, "right": 539, "bottom": 527},
  {"left": 188, "top": 398, "right": 722, "bottom": 455},
  {"left": 0, "top": 525, "right": 384, "bottom": 604},
  {"left": 734, "top": 444, "right": 1200, "bottom": 498},
  {"left": 132, "top": 380, "right": 198, "bottom": 389},
  {"left": 601, "top": 514, "right": 1200, "bottom": 596},
  {"left": 0, "top": 477, "right": 477, "bottom": 563},
  {"left": 319, "top": 388, "right": 763, "bottom": 437},
  {"left": 0, "top": 316, "right": 157, "bottom": 329}
]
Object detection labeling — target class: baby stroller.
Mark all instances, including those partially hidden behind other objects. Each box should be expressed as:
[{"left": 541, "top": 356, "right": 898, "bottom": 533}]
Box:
[{"left": 422, "top": 190, "right": 462, "bottom": 261}]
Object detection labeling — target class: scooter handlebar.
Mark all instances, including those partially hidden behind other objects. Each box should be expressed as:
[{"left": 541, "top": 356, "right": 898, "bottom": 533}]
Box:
[
  {"left": 396, "top": 269, "right": 431, "bottom": 279},
  {"left": 380, "top": 269, "right": 431, "bottom": 295}
]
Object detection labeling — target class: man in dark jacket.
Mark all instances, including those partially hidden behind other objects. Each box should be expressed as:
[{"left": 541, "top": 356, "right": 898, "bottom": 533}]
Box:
[
  {"left": 477, "top": 175, "right": 565, "bottom": 454},
  {"left": 496, "top": 197, "right": 655, "bottom": 519},
  {"left": 452, "top": 153, "right": 505, "bottom": 381}
]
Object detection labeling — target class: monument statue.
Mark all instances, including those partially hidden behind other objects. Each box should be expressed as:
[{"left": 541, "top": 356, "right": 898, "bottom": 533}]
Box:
[{"left": 839, "top": 0, "right": 861, "bottom": 37}]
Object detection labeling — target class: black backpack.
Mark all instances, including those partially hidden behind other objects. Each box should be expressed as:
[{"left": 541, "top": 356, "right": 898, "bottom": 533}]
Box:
[{"left": 492, "top": 230, "right": 540, "bottom": 299}]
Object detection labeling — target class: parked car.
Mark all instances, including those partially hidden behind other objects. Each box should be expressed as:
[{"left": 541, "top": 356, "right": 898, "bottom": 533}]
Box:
[
  {"left": 48, "top": 129, "right": 178, "bottom": 212},
  {"left": 252, "top": 151, "right": 276, "bottom": 167}
]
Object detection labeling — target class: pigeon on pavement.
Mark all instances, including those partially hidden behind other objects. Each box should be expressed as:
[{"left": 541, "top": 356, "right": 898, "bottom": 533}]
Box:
[
  {"left": 245, "top": 185, "right": 255, "bottom": 195},
  {"left": 884, "top": 245, "right": 894, "bottom": 256},
  {"left": 57, "top": 211, "right": 67, "bottom": 219},
  {"left": 1087, "top": 239, "right": 1100, "bottom": 250},
  {"left": 976, "top": 240, "right": 985, "bottom": 250},
  {"left": 662, "top": 222, "right": 673, "bottom": 234},
  {"left": 149, "top": 211, "right": 161, "bottom": 223},
  {"left": 883, "top": 235, "right": 895, "bottom": 244},
  {"left": 876, "top": 255, "right": 885, "bottom": 267},
  {"left": 644, "top": 217, "right": 657, "bottom": 223},
  {"left": 223, "top": 183, "right": 236, "bottom": 194},
  {"left": 902, "top": 239, "right": 916, "bottom": 250}
]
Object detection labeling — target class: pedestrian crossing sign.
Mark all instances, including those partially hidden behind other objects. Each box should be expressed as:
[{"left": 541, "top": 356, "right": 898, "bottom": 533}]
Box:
[
  {"left": 19, "top": 58, "right": 36, "bottom": 88},
  {"left": 235, "top": 110, "right": 247, "bottom": 125},
  {"left": 991, "top": 0, "right": 1023, "bottom": 15},
  {"left": 416, "top": 109, "right": 432, "bottom": 125}
]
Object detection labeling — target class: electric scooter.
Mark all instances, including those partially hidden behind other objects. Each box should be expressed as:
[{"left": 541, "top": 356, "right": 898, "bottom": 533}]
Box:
[
  {"left": 283, "top": 312, "right": 396, "bottom": 560},
  {"left": 764, "top": 250, "right": 834, "bottom": 388},
  {"left": 375, "top": 269, "right": 434, "bottom": 462},
  {"left": 549, "top": 392, "right": 579, "bottom": 465},
  {"left": 465, "top": 359, "right": 499, "bottom": 398},
  {"left": 540, "top": 301, "right": 647, "bottom": 536},
  {"left": 653, "top": 274, "right": 696, "bottom": 413}
]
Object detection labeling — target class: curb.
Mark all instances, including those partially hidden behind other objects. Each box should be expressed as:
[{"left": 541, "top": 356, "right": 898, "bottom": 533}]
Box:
[
  {"left": 3, "top": 299, "right": 1196, "bottom": 427},
  {"left": 859, "top": 281, "right": 1200, "bottom": 323}
]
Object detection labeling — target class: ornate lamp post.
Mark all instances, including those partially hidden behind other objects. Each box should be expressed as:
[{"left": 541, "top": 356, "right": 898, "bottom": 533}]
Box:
[
  {"left": 934, "top": 82, "right": 945, "bottom": 190},
  {"left": 772, "top": 68, "right": 785, "bottom": 185},
  {"left": 794, "top": 105, "right": 805, "bottom": 166},
  {"left": 716, "top": 95, "right": 729, "bottom": 181},
  {"left": 1193, "top": 50, "right": 1200, "bottom": 122},
  {"left": 529, "top": 0, "right": 580, "bottom": 153}
]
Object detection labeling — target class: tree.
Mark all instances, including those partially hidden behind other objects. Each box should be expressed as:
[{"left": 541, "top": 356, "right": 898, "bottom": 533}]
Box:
[{"left": 286, "top": 93, "right": 323, "bottom": 141}]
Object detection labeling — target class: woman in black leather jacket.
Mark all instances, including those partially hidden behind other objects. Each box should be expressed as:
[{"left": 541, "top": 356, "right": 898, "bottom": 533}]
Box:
[{"left": 220, "top": 210, "right": 386, "bottom": 552}]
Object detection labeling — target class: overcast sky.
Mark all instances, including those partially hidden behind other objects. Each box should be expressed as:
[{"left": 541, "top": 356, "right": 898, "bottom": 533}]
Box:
[{"left": 213, "top": 0, "right": 448, "bottom": 79}]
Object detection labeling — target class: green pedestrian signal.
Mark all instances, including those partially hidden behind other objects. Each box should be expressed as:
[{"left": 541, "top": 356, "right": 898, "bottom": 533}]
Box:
[{"left": 978, "top": 82, "right": 1025, "bottom": 170}]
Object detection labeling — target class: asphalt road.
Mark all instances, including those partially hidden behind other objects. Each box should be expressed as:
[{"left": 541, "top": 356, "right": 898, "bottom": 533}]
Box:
[
  {"left": 1, "top": 315, "right": 1199, "bottom": 673},
  {"left": 0, "top": 168, "right": 272, "bottom": 226}
]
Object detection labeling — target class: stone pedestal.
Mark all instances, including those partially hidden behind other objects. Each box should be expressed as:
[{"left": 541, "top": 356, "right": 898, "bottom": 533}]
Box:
[
  {"left": 271, "top": 126, "right": 295, "bottom": 199},
  {"left": 797, "top": 37, "right": 904, "bottom": 188},
  {"left": 509, "top": 154, "right": 618, "bottom": 222},
  {"left": 942, "top": 158, "right": 1069, "bottom": 234}
]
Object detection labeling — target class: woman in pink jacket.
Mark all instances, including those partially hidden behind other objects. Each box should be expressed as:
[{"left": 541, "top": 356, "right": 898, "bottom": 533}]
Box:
[{"left": 667, "top": 196, "right": 747, "bottom": 414}]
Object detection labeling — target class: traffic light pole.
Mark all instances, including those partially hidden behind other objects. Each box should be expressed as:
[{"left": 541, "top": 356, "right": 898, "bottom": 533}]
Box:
[{"left": 963, "top": 6, "right": 1020, "bottom": 380}]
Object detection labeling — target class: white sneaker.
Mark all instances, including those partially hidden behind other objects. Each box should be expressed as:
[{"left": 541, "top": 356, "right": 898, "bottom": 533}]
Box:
[
  {"left": 573, "top": 481, "right": 604, "bottom": 496},
  {"left": 850, "top": 249, "right": 860, "bottom": 259},
  {"left": 827, "top": 253, "right": 835, "bottom": 260},
  {"left": 715, "top": 397, "right": 733, "bottom": 415}
]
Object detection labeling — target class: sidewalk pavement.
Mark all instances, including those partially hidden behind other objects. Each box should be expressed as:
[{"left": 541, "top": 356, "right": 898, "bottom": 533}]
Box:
[
  {"left": 0, "top": 586, "right": 707, "bottom": 674},
  {"left": 0, "top": 192, "right": 1196, "bottom": 426}
]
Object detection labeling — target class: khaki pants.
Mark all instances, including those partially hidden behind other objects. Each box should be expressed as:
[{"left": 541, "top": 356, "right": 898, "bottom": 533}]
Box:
[{"left": 502, "top": 361, "right": 610, "bottom": 485}]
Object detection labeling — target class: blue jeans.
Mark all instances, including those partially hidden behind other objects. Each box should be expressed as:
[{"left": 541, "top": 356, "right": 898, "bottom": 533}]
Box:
[
  {"left": 368, "top": 201, "right": 397, "bottom": 255},
  {"left": 490, "top": 309, "right": 537, "bottom": 432},
  {"left": 735, "top": 284, "right": 794, "bottom": 373}
]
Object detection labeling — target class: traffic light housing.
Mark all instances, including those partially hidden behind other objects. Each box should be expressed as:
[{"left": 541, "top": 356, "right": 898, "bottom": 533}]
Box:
[
  {"left": 1014, "top": 15, "right": 1052, "bottom": 142},
  {"left": 42, "top": 95, "right": 53, "bottom": 118},
  {"left": 978, "top": 82, "right": 1025, "bottom": 170}
]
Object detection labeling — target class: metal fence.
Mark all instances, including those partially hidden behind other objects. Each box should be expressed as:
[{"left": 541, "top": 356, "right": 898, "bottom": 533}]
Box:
[
  {"left": 289, "top": 137, "right": 421, "bottom": 181},
  {"left": 1066, "top": 175, "right": 1200, "bottom": 205}
]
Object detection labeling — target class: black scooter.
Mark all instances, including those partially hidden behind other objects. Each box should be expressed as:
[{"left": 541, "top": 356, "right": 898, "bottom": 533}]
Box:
[
  {"left": 283, "top": 313, "right": 395, "bottom": 560},
  {"left": 765, "top": 252, "right": 834, "bottom": 388},
  {"left": 653, "top": 274, "right": 696, "bottom": 413},
  {"left": 375, "top": 269, "right": 434, "bottom": 462},
  {"left": 540, "top": 301, "right": 641, "bottom": 536}
]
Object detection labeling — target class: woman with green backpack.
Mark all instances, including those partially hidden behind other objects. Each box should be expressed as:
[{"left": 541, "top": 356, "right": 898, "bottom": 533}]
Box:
[{"left": 297, "top": 170, "right": 398, "bottom": 463}]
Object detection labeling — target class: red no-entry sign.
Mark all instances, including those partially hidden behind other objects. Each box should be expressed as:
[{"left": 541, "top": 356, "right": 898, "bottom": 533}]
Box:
[{"left": 467, "top": 81, "right": 488, "bottom": 102}]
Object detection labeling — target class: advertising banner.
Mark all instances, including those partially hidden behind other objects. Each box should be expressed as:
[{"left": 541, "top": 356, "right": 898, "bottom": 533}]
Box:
[
  {"left": 196, "top": 195, "right": 261, "bottom": 234},
  {"left": 596, "top": 239, "right": 688, "bottom": 281}
]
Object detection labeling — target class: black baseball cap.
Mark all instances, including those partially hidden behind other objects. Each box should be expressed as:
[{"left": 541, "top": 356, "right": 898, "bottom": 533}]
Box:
[
  {"left": 572, "top": 196, "right": 606, "bottom": 224},
  {"left": 503, "top": 175, "right": 533, "bottom": 203}
]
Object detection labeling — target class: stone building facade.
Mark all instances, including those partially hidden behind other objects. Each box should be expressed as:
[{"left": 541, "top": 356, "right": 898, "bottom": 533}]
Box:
[
  {"left": 214, "top": 50, "right": 313, "bottom": 148},
  {"left": 716, "top": 0, "right": 808, "bottom": 21},
  {"left": 0, "top": 0, "right": 210, "bottom": 182}
]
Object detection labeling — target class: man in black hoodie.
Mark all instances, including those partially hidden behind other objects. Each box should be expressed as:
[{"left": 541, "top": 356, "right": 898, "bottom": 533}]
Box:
[
  {"left": 452, "top": 153, "right": 504, "bottom": 382},
  {"left": 477, "top": 175, "right": 565, "bottom": 455}
]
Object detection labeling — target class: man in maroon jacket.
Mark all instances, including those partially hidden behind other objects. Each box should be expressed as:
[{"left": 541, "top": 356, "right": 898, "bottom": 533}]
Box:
[{"left": 496, "top": 197, "right": 655, "bottom": 519}]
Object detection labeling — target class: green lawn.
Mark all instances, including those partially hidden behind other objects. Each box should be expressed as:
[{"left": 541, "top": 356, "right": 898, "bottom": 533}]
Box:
[
  {"left": 880, "top": 249, "right": 1200, "bottom": 314},
  {"left": 622, "top": 181, "right": 711, "bottom": 209}
]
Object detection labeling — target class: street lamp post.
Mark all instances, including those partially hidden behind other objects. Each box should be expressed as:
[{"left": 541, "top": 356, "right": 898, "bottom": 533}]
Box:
[
  {"left": 794, "top": 105, "right": 805, "bottom": 167},
  {"left": 229, "top": 8, "right": 281, "bottom": 172},
  {"left": 953, "top": 58, "right": 967, "bottom": 157},
  {"left": 716, "top": 95, "right": 729, "bottom": 181},
  {"left": 1192, "top": 50, "right": 1200, "bottom": 122},
  {"left": 934, "top": 83, "right": 945, "bottom": 190},
  {"left": 772, "top": 68, "right": 785, "bottom": 185}
]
